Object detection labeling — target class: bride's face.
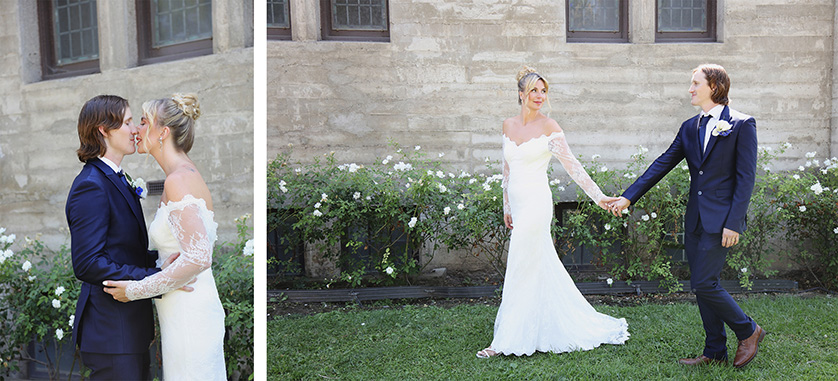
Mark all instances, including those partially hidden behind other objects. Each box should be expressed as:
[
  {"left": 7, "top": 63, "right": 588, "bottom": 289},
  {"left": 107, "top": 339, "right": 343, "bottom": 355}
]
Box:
[
  {"left": 136, "top": 113, "right": 152, "bottom": 154},
  {"left": 522, "top": 80, "right": 547, "bottom": 111}
]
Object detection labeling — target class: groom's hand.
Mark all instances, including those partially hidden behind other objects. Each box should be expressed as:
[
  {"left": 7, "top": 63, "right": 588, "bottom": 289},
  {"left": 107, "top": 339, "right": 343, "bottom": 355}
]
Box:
[
  {"left": 607, "top": 197, "right": 631, "bottom": 217},
  {"left": 722, "top": 228, "right": 740, "bottom": 248}
]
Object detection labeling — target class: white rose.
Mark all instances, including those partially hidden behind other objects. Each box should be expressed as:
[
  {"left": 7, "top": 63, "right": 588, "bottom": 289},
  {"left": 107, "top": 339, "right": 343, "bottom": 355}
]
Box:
[
  {"left": 243, "top": 239, "right": 254, "bottom": 257},
  {"left": 52, "top": 299, "right": 61, "bottom": 309},
  {"left": 385, "top": 266, "right": 394, "bottom": 275},
  {"left": 606, "top": 278, "right": 613, "bottom": 285},
  {"left": 313, "top": 209, "right": 323, "bottom": 217},
  {"left": 408, "top": 217, "right": 418, "bottom": 228},
  {"left": 415, "top": 145, "right": 421, "bottom": 150},
  {"left": 641, "top": 214, "right": 650, "bottom": 221},
  {"left": 457, "top": 203, "right": 465, "bottom": 210},
  {"left": 69, "top": 315, "right": 75, "bottom": 327},
  {"left": 22, "top": 260, "right": 31, "bottom": 272},
  {"left": 806, "top": 151, "right": 817, "bottom": 158},
  {"left": 55, "top": 286, "right": 65, "bottom": 296},
  {"left": 55, "top": 329, "right": 64, "bottom": 340},
  {"left": 741, "top": 267, "right": 748, "bottom": 273},
  {"left": 604, "top": 224, "right": 611, "bottom": 231},
  {"left": 799, "top": 205, "right": 807, "bottom": 212},
  {"left": 811, "top": 182, "right": 824, "bottom": 195},
  {"left": 443, "top": 207, "right": 451, "bottom": 215},
  {"left": 651, "top": 212, "right": 657, "bottom": 219}
]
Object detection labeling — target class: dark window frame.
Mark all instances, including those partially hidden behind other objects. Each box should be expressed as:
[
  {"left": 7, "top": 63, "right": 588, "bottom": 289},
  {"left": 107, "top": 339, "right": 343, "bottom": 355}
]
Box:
[
  {"left": 37, "top": 0, "right": 100, "bottom": 80},
  {"left": 267, "top": 0, "right": 292, "bottom": 41},
  {"left": 566, "top": 0, "right": 629, "bottom": 43},
  {"left": 320, "top": 0, "right": 390, "bottom": 42},
  {"left": 136, "top": 0, "right": 214, "bottom": 66},
  {"left": 655, "top": 0, "right": 717, "bottom": 42}
]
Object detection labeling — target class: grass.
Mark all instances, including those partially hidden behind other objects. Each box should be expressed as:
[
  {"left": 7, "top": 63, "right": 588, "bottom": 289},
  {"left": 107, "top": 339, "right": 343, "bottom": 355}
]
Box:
[{"left": 267, "top": 294, "right": 838, "bottom": 380}]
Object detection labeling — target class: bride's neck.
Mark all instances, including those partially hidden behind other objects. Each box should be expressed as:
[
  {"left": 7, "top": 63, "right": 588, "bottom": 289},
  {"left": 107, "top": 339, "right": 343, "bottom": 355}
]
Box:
[
  {"left": 155, "top": 149, "right": 191, "bottom": 176},
  {"left": 520, "top": 109, "right": 541, "bottom": 125}
]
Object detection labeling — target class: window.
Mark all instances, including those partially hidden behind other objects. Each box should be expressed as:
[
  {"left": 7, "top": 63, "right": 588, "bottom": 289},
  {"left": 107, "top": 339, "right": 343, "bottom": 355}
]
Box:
[
  {"left": 656, "top": 0, "right": 716, "bottom": 42},
  {"left": 320, "top": 0, "right": 389, "bottom": 42},
  {"left": 137, "top": 0, "right": 213, "bottom": 65},
  {"left": 267, "top": 0, "right": 292, "bottom": 40},
  {"left": 566, "top": 0, "right": 628, "bottom": 43},
  {"left": 38, "top": 0, "right": 100, "bottom": 79}
]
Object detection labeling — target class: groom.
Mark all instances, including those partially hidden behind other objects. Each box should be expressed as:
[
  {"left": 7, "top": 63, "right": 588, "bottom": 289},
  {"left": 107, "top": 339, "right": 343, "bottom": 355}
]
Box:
[
  {"left": 66, "top": 95, "right": 163, "bottom": 380},
  {"left": 609, "top": 64, "right": 764, "bottom": 368}
]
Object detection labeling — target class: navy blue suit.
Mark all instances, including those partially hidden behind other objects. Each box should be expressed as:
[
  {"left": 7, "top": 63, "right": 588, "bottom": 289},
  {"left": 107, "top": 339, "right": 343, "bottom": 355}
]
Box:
[
  {"left": 66, "top": 159, "right": 160, "bottom": 379},
  {"left": 623, "top": 105, "right": 758, "bottom": 360}
]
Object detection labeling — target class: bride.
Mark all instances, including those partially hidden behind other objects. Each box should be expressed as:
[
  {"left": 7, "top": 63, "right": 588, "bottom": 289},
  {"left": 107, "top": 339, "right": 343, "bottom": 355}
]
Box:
[
  {"left": 103, "top": 93, "right": 226, "bottom": 379},
  {"left": 477, "top": 67, "right": 630, "bottom": 358}
]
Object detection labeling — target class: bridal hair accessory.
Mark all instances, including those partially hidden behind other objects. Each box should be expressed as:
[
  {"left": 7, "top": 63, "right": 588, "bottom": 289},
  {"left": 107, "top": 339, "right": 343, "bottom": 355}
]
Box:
[
  {"left": 123, "top": 172, "right": 148, "bottom": 198},
  {"left": 171, "top": 93, "right": 201, "bottom": 121},
  {"left": 711, "top": 120, "right": 733, "bottom": 137}
]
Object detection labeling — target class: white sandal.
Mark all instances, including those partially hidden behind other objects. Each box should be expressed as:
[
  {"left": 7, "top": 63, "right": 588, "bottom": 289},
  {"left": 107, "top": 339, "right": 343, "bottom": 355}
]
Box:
[{"left": 476, "top": 347, "right": 498, "bottom": 359}]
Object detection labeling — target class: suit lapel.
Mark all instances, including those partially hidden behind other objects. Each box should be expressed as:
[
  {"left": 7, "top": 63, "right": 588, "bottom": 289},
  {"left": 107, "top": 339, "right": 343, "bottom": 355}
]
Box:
[
  {"left": 700, "top": 105, "right": 730, "bottom": 166},
  {"left": 91, "top": 160, "right": 146, "bottom": 238}
]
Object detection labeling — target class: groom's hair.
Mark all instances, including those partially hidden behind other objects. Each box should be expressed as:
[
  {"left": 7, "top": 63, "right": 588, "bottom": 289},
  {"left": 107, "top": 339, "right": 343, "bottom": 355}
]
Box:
[
  {"left": 694, "top": 64, "right": 730, "bottom": 105},
  {"left": 76, "top": 95, "right": 129, "bottom": 162}
]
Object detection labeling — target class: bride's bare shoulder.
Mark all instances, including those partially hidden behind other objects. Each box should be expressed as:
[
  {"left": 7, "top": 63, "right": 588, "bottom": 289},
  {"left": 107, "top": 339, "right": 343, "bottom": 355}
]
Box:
[
  {"left": 543, "top": 117, "right": 563, "bottom": 135},
  {"left": 502, "top": 117, "right": 519, "bottom": 135}
]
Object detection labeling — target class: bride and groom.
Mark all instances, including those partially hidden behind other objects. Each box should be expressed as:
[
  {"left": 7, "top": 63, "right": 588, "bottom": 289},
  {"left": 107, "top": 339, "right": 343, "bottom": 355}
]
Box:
[
  {"left": 478, "top": 64, "right": 765, "bottom": 369},
  {"left": 65, "top": 94, "right": 226, "bottom": 380}
]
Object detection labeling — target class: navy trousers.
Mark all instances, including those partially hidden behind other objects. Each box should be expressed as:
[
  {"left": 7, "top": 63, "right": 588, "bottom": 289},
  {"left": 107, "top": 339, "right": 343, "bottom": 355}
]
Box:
[
  {"left": 685, "top": 220, "right": 756, "bottom": 360},
  {"left": 81, "top": 351, "right": 150, "bottom": 380}
]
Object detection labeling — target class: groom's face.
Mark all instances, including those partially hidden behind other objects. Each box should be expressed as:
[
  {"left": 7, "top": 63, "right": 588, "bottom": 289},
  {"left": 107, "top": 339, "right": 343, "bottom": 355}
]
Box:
[
  {"left": 689, "top": 71, "right": 713, "bottom": 108},
  {"left": 103, "top": 107, "right": 138, "bottom": 157}
]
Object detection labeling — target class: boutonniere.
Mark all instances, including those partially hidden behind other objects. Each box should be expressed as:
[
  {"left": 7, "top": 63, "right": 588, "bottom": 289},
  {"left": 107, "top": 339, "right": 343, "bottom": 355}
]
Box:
[
  {"left": 124, "top": 172, "right": 148, "bottom": 199},
  {"left": 711, "top": 120, "right": 733, "bottom": 137}
]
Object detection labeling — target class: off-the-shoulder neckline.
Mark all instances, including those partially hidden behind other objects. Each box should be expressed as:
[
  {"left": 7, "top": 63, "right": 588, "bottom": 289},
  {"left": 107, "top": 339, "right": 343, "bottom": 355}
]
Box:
[{"left": 502, "top": 131, "right": 564, "bottom": 147}]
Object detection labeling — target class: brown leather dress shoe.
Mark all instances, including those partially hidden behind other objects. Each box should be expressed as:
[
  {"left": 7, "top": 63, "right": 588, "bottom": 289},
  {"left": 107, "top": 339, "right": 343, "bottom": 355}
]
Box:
[
  {"left": 733, "top": 324, "right": 766, "bottom": 368},
  {"left": 678, "top": 355, "right": 727, "bottom": 366}
]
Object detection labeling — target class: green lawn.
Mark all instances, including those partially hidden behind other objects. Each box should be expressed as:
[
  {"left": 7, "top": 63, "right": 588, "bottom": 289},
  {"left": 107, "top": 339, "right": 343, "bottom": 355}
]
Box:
[{"left": 267, "top": 294, "right": 838, "bottom": 380}]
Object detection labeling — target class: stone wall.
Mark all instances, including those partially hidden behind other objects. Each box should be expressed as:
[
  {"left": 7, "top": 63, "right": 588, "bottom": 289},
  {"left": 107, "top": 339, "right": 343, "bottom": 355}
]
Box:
[
  {"left": 0, "top": 0, "right": 254, "bottom": 249},
  {"left": 268, "top": 0, "right": 837, "bottom": 273}
]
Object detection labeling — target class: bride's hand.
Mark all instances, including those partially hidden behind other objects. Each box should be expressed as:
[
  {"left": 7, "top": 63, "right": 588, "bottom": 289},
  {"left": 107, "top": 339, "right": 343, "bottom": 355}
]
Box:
[
  {"left": 597, "top": 196, "right": 620, "bottom": 211},
  {"left": 103, "top": 280, "right": 131, "bottom": 303},
  {"left": 161, "top": 252, "right": 181, "bottom": 269},
  {"left": 504, "top": 213, "right": 513, "bottom": 230}
]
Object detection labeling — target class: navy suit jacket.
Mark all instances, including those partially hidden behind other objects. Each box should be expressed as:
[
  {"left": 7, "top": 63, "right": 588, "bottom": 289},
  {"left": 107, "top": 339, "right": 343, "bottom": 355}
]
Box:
[
  {"left": 65, "top": 159, "right": 160, "bottom": 354},
  {"left": 623, "top": 106, "right": 758, "bottom": 234}
]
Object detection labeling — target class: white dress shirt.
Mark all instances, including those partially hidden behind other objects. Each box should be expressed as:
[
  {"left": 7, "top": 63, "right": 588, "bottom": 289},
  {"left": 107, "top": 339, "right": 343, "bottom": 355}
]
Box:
[
  {"left": 99, "top": 157, "right": 122, "bottom": 174},
  {"left": 699, "top": 104, "right": 725, "bottom": 152}
]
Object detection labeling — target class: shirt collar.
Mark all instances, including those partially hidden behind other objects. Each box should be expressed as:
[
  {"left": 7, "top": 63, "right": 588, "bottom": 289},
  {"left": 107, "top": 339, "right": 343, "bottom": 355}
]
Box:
[
  {"left": 701, "top": 104, "right": 725, "bottom": 120},
  {"left": 98, "top": 157, "right": 122, "bottom": 174}
]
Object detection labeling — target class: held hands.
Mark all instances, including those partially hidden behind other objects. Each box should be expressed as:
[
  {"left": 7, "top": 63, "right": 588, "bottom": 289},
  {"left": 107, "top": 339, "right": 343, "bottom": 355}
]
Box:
[
  {"left": 606, "top": 197, "right": 631, "bottom": 217},
  {"left": 597, "top": 196, "right": 622, "bottom": 211}
]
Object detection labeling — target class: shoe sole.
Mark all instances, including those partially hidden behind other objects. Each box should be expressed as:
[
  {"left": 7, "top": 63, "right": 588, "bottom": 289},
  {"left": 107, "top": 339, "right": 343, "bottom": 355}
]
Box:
[{"left": 734, "top": 328, "right": 766, "bottom": 369}]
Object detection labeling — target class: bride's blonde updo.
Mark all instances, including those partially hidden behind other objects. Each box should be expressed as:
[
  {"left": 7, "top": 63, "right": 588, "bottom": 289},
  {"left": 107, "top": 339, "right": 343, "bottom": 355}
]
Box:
[
  {"left": 516, "top": 66, "right": 550, "bottom": 110},
  {"left": 142, "top": 93, "right": 201, "bottom": 153}
]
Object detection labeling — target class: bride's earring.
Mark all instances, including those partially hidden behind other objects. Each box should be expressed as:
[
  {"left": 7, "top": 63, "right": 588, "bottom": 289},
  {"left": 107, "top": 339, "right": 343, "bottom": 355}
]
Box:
[{"left": 158, "top": 136, "right": 163, "bottom": 150}]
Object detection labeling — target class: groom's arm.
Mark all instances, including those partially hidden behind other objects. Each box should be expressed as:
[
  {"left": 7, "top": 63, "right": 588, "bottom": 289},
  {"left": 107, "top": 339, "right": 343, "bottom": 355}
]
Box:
[
  {"left": 67, "top": 179, "right": 161, "bottom": 284},
  {"left": 723, "top": 116, "right": 758, "bottom": 233},
  {"left": 622, "top": 123, "right": 688, "bottom": 203}
]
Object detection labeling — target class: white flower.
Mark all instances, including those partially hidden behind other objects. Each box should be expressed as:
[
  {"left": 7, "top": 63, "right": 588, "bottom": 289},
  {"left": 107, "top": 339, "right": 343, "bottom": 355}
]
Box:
[
  {"left": 741, "top": 267, "right": 748, "bottom": 273},
  {"left": 457, "top": 203, "right": 465, "bottom": 210},
  {"left": 557, "top": 186, "right": 566, "bottom": 192},
  {"left": 799, "top": 166, "right": 805, "bottom": 171},
  {"left": 793, "top": 174, "right": 800, "bottom": 180},
  {"left": 393, "top": 162, "right": 413, "bottom": 171},
  {"left": 763, "top": 166, "right": 770, "bottom": 172},
  {"left": 129, "top": 177, "right": 148, "bottom": 198},
  {"left": 592, "top": 154, "right": 601, "bottom": 160},
  {"left": 811, "top": 182, "right": 824, "bottom": 195},
  {"left": 623, "top": 222, "right": 628, "bottom": 227},
  {"left": 321, "top": 193, "right": 328, "bottom": 202},
  {"left": 468, "top": 178, "right": 477, "bottom": 184},
  {"left": 427, "top": 170, "right": 434, "bottom": 176},
  {"left": 405, "top": 183, "right": 411, "bottom": 189},
  {"left": 313, "top": 209, "right": 323, "bottom": 217},
  {"left": 599, "top": 166, "right": 608, "bottom": 172},
  {"left": 0, "top": 227, "right": 4, "bottom": 234},
  {"left": 27, "top": 275, "right": 36, "bottom": 281},
  {"left": 799, "top": 205, "right": 807, "bottom": 212},
  {"left": 640, "top": 146, "right": 649, "bottom": 153},
  {"left": 485, "top": 157, "right": 490, "bottom": 162},
  {"left": 3, "top": 234, "right": 15, "bottom": 244},
  {"left": 711, "top": 120, "right": 732, "bottom": 136},
  {"left": 314, "top": 202, "right": 321, "bottom": 209},
  {"left": 382, "top": 159, "right": 389, "bottom": 165},
  {"left": 385, "top": 266, "right": 394, "bottom": 275},
  {"left": 681, "top": 165, "right": 689, "bottom": 170},
  {"left": 436, "top": 171, "right": 444, "bottom": 178},
  {"left": 279, "top": 185, "right": 288, "bottom": 193},
  {"left": 813, "top": 159, "right": 820, "bottom": 167},
  {"left": 483, "top": 184, "right": 491, "bottom": 191},
  {"left": 492, "top": 196, "right": 497, "bottom": 201},
  {"left": 806, "top": 151, "right": 817, "bottom": 158},
  {"left": 782, "top": 142, "right": 792, "bottom": 149},
  {"left": 353, "top": 192, "right": 361, "bottom": 200},
  {"left": 604, "top": 224, "right": 611, "bottom": 231},
  {"left": 348, "top": 163, "right": 360, "bottom": 172},
  {"left": 55, "top": 286, "right": 65, "bottom": 296},
  {"left": 69, "top": 315, "right": 75, "bottom": 327},
  {"left": 651, "top": 212, "right": 657, "bottom": 219},
  {"left": 806, "top": 161, "right": 812, "bottom": 167},
  {"left": 443, "top": 207, "right": 451, "bottom": 215},
  {"left": 438, "top": 184, "right": 447, "bottom": 193},
  {"left": 295, "top": 168, "right": 302, "bottom": 173},
  {"left": 834, "top": 227, "right": 838, "bottom": 234},
  {"left": 438, "top": 153, "right": 445, "bottom": 158},
  {"left": 622, "top": 209, "right": 629, "bottom": 215},
  {"left": 641, "top": 214, "right": 650, "bottom": 221},
  {"left": 408, "top": 217, "right": 418, "bottom": 228},
  {"left": 366, "top": 196, "right": 372, "bottom": 200},
  {"left": 243, "top": 239, "right": 254, "bottom": 256},
  {"left": 55, "top": 329, "right": 64, "bottom": 340},
  {"left": 52, "top": 299, "right": 61, "bottom": 309},
  {"left": 606, "top": 278, "right": 613, "bottom": 286},
  {"left": 22, "top": 260, "right": 31, "bottom": 272},
  {"left": 415, "top": 145, "right": 421, "bottom": 150}
]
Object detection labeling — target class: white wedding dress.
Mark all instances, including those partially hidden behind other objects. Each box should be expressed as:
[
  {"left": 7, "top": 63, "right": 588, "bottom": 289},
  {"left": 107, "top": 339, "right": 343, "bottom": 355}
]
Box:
[
  {"left": 491, "top": 132, "right": 630, "bottom": 356},
  {"left": 125, "top": 195, "right": 226, "bottom": 380}
]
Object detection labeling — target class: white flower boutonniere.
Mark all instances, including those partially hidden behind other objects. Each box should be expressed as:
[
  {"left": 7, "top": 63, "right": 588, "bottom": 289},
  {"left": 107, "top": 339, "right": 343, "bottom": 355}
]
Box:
[
  {"left": 711, "top": 120, "right": 733, "bottom": 137},
  {"left": 124, "top": 172, "right": 148, "bottom": 199}
]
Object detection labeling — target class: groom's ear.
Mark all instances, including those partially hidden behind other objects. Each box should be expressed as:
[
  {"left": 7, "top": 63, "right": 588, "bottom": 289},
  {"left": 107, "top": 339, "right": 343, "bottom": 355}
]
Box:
[{"left": 97, "top": 125, "right": 109, "bottom": 137}]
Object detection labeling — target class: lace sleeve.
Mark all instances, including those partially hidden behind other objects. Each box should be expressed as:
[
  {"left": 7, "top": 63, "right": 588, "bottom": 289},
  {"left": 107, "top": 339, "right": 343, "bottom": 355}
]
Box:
[
  {"left": 547, "top": 133, "right": 605, "bottom": 204},
  {"left": 124, "top": 203, "right": 214, "bottom": 300},
  {"left": 502, "top": 140, "right": 511, "bottom": 216}
]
